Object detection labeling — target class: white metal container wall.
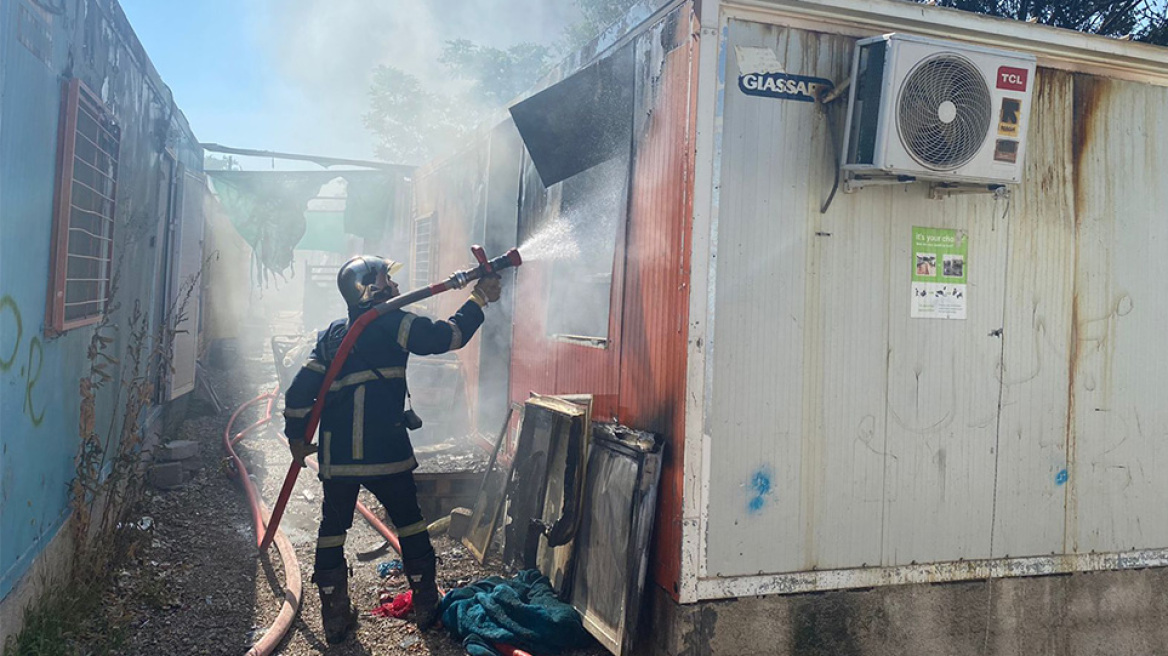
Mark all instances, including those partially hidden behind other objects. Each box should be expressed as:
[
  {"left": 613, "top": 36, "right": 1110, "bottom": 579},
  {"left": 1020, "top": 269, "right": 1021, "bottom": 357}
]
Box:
[
  {"left": 703, "top": 19, "right": 1168, "bottom": 578},
  {"left": 1067, "top": 77, "right": 1168, "bottom": 554},
  {"left": 989, "top": 70, "right": 1076, "bottom": 559}
]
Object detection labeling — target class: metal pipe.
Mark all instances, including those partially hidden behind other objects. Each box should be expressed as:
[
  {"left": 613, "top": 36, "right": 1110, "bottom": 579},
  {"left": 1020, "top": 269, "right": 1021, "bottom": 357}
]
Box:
[{"left": 199, "top": 142, "right": 411, "bottom": 171}]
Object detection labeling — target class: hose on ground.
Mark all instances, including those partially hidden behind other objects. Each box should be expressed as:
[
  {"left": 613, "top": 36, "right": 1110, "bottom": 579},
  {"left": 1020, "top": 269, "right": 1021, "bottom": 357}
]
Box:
[
  {"left": 223, "top": 390, "right": 301, "bottom": 656},
  {"left": 224, "top": 390, "right": 527, "bottom": 655}
]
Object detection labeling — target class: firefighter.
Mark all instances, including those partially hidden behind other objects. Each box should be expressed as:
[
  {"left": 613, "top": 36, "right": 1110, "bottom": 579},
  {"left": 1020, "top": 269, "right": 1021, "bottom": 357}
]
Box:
[{"left": 282, "top": 255, "right": 502, "bottom": 643}]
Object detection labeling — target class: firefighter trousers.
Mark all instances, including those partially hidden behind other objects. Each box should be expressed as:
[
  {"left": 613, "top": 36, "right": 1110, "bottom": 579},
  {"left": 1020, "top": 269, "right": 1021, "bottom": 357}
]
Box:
[{"left": 315, "top": 472, "right": 433, "bottom": 571}]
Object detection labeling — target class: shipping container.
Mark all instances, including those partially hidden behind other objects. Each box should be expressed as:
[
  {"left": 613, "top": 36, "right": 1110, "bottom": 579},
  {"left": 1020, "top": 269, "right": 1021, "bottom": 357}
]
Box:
[{"left": 420, "top": 0, "right": 1168, "bottom": 650}]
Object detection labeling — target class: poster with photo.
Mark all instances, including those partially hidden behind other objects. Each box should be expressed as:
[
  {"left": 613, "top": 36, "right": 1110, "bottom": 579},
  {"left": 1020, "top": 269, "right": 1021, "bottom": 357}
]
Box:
[{"left": 911, "top": 227, "right": 968, "bottom": 319}]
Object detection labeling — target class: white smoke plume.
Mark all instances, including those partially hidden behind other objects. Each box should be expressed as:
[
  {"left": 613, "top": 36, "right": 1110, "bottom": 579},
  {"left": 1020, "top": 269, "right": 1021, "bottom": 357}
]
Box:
[{"left": 253, "top": 0, "right": 581, "bottom": 161}]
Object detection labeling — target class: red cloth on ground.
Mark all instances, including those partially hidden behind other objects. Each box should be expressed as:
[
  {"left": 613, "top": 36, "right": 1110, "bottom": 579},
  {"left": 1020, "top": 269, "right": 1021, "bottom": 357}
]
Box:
[{"left": 371, "top": 590, "right": 413, "bottom": 618}]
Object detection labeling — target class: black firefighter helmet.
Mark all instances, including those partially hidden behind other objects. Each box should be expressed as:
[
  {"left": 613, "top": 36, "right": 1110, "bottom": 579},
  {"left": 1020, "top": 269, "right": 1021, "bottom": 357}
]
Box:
[{"left": 336, "top": 255, "right": 404, "bottom": 308}]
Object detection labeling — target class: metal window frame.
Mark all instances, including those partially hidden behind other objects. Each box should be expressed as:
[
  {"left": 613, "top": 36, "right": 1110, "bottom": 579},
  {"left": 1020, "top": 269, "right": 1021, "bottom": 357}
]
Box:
[{"left": 46, "top": 79, "right": 120, "bottom": 335}]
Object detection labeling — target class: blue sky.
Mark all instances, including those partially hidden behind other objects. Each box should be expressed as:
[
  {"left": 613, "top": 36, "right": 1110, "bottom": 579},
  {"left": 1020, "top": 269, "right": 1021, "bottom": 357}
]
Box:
[
  {"left": 119, "top": 1, "right": 286, "bottom": 163},
  {"left": 119, "top": 0, "right": 579, "bottom": 169}
]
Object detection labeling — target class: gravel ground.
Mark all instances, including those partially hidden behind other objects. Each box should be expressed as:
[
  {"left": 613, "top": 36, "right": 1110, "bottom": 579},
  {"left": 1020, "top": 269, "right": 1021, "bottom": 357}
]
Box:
[{"left": 98, "top": 336, "right": 608, "bottom": 656}]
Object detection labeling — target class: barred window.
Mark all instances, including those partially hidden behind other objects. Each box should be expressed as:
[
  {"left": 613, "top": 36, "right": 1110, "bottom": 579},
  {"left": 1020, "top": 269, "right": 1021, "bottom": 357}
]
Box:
[
  {"left": 412, "top": 212, "right": 434, "bottom": 289},
  {"left": 47, "top": 79, "right": 120, "bottom": 333}
]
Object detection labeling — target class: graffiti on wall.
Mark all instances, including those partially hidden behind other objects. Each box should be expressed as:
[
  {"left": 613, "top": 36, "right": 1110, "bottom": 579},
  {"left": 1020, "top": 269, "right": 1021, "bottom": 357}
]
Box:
[{"left": 0, "top": 295, "right": 46, "bottom": 426}]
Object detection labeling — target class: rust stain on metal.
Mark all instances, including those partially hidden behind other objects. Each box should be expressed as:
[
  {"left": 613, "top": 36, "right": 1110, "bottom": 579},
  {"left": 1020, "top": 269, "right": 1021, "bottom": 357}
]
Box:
[
  {"left": 1071, "top": 74, "right": 1107, "bottom": 184},
  {"left": 1065, "top": 73, "right": 1110, "bottom": 554}
]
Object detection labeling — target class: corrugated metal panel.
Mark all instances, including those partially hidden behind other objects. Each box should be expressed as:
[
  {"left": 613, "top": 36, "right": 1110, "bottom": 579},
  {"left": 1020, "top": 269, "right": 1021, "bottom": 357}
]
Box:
[
  {"left": 1, "top": 0, "right": 204, "bottom": 602},
  {"left": 510, "top": 151, "right": 624, "bottom": 418},
  {"left": 707, "top": 21, "right": 910, "bottom": 576},
  {"left": 1068, "top": 76, "right": 1168, "bottom": 553},
  {"left": 509, "top": 160, "right": 559, "bottom": 404},
  {"left": 991, "top": 70, "right": 1076, "bottom": 558},
  {"left": 411, "top": 139, "right": 491, "bottom": 434},
  {"left": 504, "top": 4, "right": 698, "bottom": 596},
  {"left": 702, "top": 16, "right": 1168, "bottom": 585},
  {"left": 618, "top": 7, "right": 695, "bottom": 596},
  {"left": 168, "top": 170, "right": 206, "bottom": 399}
]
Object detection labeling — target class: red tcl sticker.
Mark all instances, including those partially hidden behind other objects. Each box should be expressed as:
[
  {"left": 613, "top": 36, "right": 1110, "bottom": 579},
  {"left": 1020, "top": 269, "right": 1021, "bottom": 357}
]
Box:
[{"left": 997, "top": 66, "right": 1029, "bottom": 91}]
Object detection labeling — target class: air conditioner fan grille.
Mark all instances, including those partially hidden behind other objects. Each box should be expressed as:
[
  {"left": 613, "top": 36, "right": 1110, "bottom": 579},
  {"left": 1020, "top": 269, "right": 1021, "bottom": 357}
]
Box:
[{"left": 897, "top": 54, "right": 991, "bottom": 170}]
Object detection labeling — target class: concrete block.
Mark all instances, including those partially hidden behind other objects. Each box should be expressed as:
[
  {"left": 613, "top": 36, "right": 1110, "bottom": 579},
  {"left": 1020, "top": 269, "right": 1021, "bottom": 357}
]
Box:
[
  {"left": 448, "top": 507, "right": 473, "bottom": 541},
  {"left": 149, "top": 462, "right": 185, "bottom": 489},
  {"left": 158, "top": 440, "right": 198, "bottom": 462}
]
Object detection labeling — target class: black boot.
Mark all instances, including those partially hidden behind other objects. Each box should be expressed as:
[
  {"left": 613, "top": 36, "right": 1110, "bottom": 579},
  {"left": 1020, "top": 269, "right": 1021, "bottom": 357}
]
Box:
[
  {"left": 312, "top": 565, "right": 358, "bottom": 644},
  {"left": 403, "top": 553, "right": 440, "bottom": 630}
]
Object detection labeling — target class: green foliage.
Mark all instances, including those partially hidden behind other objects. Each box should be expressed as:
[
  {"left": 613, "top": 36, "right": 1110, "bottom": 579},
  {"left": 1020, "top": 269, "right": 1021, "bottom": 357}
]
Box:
[
  {"left": 365, "top": 0, "right": 639, "bottom": 163},
  {"left": 365, "top": 66, "right": 465, "bottom": 163},
  {"left": 365, "top": 39, "right": 555, "bottom": 163},
  {"left": 5, "top": 260, "right": 202, "bottom": 656},
  {"left": 561, "top": 0, "right": 641, "bottom": 51},
  {"left": 203, "top": 154, "right": 240, "bottom": 171},
  {"left": 924, "top": 0, "right": 1168, "bottom": 44},
  {"left": 440, "top": 39, "right": 555, "bottom": 106},
  {"left": 3, "top": 580, "right": 119, "bottom": 656}
]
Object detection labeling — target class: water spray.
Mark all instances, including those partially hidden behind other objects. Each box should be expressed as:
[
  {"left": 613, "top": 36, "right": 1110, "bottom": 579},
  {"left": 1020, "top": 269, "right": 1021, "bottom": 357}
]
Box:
[{"left": 259, "top": 245, "right": 523, "bottom": 551}]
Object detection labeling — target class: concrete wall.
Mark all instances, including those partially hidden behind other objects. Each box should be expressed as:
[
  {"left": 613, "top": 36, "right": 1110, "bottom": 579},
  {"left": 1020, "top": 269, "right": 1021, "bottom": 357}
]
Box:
[
  {"left": 0, "top": 0, "right": 202, "bottom": 639},
  {"left": 647, "top": 569, "right": 1168, "bottom": 655}
]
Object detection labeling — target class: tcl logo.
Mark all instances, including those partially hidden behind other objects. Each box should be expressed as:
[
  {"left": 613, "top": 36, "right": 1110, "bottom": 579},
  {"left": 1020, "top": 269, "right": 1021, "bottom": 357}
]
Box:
[{"left": 997, "top": 66, "right": 1028, "bottom": 91}]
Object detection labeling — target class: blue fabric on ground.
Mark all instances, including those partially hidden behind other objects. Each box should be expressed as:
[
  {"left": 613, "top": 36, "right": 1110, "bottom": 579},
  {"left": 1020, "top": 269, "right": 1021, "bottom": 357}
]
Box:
[{"left": 438, "top": 569, "right": 590, "bottom": 656}]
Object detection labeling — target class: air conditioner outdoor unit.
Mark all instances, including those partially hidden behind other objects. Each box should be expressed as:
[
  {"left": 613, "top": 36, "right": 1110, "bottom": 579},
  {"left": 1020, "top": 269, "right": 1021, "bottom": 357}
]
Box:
[{"left": 841, "top": 33, "right": 1036, "bottom": 186}]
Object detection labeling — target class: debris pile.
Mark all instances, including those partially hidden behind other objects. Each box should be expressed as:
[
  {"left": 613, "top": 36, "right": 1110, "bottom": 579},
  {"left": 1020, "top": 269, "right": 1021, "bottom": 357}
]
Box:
[
  {"left": 149, "top": 439, "right": 202, "bottom": 490},
  {"left": 431, "top": 395, "right": 664, "bottom": 656}
]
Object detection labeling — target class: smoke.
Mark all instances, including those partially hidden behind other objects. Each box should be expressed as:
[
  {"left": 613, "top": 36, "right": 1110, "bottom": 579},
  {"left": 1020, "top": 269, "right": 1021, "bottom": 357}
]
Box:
[
  {"left": 252, "top": 0, "right": 581, "bottom": 160},
  {"left": 522, "top": 155, "right": 627, "bottom": 341}
]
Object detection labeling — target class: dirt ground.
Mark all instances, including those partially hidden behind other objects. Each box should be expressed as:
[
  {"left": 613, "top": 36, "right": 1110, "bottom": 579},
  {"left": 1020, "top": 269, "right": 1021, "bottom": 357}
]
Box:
[{"left": 99, "top": 334, "right": 607, "bottom": 656}]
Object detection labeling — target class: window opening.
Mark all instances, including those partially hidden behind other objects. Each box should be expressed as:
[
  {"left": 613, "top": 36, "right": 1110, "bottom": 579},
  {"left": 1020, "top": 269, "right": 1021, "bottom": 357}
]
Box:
[
  {"left": 545, "top": 155, "right": 629, "bottom": 342},
  {"left": 47, "top": 79, "right": 121, "bottom": 333}
]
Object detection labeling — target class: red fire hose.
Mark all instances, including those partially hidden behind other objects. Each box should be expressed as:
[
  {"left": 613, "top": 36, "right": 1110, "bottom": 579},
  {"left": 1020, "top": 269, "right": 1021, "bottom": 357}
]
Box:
[
  {"left": 221, "top": 389, "right": 299, "bottom": 656},
  {"left": 221, "top": 246, "right": 528, "bottom": 655},
  {"left": 260, "top": 247, "right": 521, "bottom": 551},
  {"left": 224, "top": 393, "right": 535, "bottom": 656},
  {"left": 223, "top": 390, "right": 404, "bottom": 654}
]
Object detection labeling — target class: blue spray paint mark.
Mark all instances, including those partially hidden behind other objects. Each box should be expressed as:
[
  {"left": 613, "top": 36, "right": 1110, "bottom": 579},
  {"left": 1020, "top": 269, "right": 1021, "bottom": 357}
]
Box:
[
  {"left": 1055, "top": 469, "right": 1068, "bottom": 486},
  {"left": 747, "top": 468, "right": 772, "bottom": 514}
]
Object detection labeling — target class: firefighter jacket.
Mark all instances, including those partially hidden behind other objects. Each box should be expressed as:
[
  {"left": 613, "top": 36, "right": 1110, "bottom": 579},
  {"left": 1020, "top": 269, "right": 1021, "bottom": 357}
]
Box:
[{"left": 283, "top": 298, "right": 486, "bottom": 481}]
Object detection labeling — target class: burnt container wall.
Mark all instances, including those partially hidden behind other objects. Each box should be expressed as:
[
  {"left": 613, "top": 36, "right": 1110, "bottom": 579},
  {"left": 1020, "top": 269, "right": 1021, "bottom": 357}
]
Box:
[
  {"left": 411, "top": 136, "right": 492, "bottom": 440},
  {"left": 507, "top": 2, "right": 697, "bottom": 597}
]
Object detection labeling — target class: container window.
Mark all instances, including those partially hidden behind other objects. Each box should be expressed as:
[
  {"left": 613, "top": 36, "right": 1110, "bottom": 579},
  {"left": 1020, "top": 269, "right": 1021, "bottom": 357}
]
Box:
[
  {"left": 545, "top": 155, "right": 629, "bottom": 342},
  {"left": 412, "top": 212, "right": 434, "bottom": 289},
  {"left": 47, "top": 79, "right": 120, "bottom": 334}
]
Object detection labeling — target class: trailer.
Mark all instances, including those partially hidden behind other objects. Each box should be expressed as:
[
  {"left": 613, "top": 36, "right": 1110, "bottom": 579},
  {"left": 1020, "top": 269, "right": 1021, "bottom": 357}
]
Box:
[{"left": 417, "top": 0, "right": 1168, "bottom": 652}]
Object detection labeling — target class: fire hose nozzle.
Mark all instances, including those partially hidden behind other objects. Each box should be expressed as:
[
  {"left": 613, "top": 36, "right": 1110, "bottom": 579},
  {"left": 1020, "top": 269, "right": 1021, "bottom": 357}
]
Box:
[
  {"left": 471, "top": 246, "right": 522, "bottom": 277},
  {"left": 471, "top": 244, "right": 490, "bottom": 271}
]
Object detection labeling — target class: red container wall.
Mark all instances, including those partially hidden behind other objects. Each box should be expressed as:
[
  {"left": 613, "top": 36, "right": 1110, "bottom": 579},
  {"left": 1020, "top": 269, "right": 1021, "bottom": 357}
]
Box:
[
  {"left": 416, "top": 3, "right": 697, "bottom": 600},
  {"left": 508, "top": 6, "right": 696, "bottom": 598},
  {"left": 412, "top": 142, "right": 490, "bottom": 432},
  {"left": 619, "top": 9, "right": 696, "bottom": 598}
]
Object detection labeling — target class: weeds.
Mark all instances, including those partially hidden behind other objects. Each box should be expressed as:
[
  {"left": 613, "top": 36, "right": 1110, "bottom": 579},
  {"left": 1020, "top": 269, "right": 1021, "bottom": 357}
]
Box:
[{"left": 3, "top": 259, "right": 203, "bottom": 656}]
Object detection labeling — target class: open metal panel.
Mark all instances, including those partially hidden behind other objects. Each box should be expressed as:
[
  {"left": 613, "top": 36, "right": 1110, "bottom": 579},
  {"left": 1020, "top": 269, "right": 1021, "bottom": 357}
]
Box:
[{"left": 570, "top": 425, "right": 662, "bottom": 656}]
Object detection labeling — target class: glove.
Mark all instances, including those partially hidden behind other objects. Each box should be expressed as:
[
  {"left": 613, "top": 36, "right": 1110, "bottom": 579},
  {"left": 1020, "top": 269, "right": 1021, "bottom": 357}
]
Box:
[
  {"left": 289, "top": 439, "right": 318, "bottom": 467},
  {"left": 470, "top": 276, "right": 502, "bottom": 307}
]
